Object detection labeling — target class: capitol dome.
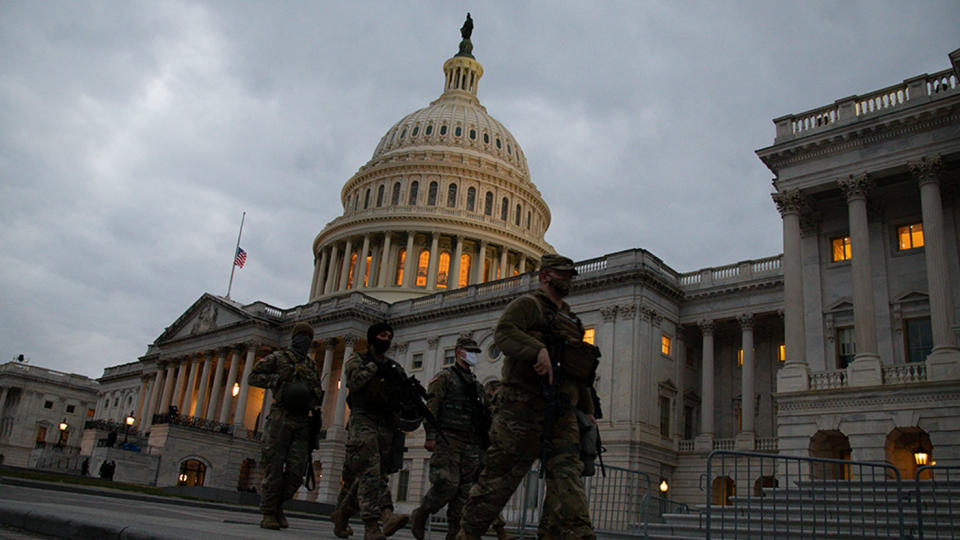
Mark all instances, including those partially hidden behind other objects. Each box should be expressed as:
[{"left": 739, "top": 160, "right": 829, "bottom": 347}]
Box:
[{"left": 309, "top": 23, "right": 553, "bottom": 303}]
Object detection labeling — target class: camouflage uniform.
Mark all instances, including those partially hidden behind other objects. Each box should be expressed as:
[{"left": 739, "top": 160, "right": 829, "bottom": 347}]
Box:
[
  {"left": 248, "top": 341, "right": 323, "bottom": 519},
  {"left": 419, "top": 363, "right": 486, "bottom": 532},
  {"left": 335, "top": 350, "right": 406, "bottom": 522},
  {"left": 460, "top": 287, "right": 596, "bottom": 539}
]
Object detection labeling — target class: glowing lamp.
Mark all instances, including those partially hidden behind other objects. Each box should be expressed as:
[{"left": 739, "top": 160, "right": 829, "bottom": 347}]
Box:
[
  {"left": 125, "top": 413, "right": 135, "bottom": 426},
  {"left": 58, "top": 419, "right": 68, "bottom": 432},
  {"left": 914, "top": 446, "right": 929, "bottom": 467},
  {"left": 232, "top": 382, "right": 240, "bottom": 397},
  {"left": 659, "top": 479, "right": 669, "bottom": 493}
]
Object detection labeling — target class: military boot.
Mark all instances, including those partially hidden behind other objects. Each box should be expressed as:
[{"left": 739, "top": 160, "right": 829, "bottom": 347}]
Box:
[
  {"left": 331, "top": 507, "right": 353, "bottom": 538},
  {"left": 493, "top": 525, "right": 517, "bottom": 540},
  {"left": 409, "top": 507, "right": 428, "bottom": 540},
  {"left": 454, "top": 530, "right": 482, "bottom": 540},
  {"left": 364, "top": 519, "right": 386, "bottom": 540},
  {"left": 276, "top": 507, "right": 289, "bottom": 529},
  {"left": 259, "top": 513, "right": 281, "bottom": 530},
  {"left": 381, "top": 508, "right": 409, "bottom": 537}
]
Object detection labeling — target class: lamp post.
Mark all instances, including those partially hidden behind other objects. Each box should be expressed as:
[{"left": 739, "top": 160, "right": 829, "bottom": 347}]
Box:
[
  {"left": 914, "top": 446, "right": 929, "bottom": 467},
  {"left": 57, "top": 418, "right": 68, "bottom": 448},
  {"left": 124, "top": 412, "right": 135, "bottom": 444}
]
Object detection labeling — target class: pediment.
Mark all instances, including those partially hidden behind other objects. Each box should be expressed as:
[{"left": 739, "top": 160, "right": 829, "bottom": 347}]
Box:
[
  {"left": 658, "top": 379, "right": 678, "bottom": 394},
  {"left": 155, "top": 293, "right": 250, "bottom": 343},
  {"left": 825, "top": 299, "right": 854, "bottom": 314},
  {"left": 892, "top": 290, "right": 928, "bottom": 305}
]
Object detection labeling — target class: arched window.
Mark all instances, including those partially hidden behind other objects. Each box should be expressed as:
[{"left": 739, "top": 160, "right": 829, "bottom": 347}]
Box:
[
  {"left": 515, "top": 204, "right": 522, "bottom": 226},
  {"left": 347, "top": 253, "right": 358, "bottom": 289},
  {"left": 459, "top": 253, "right": 471, "bottom": 288},
  {"left": 483, "top": 258, "right": 491, "bottom": 282},
  {"left": 409, "top": 181, "right": 419, "bottom": 205},
  {"left": 416, "top": 249, "right": 430, "bottom": 287},
  {"left": 376, "top": 185, "right": 385, "bottom": 207},
  {"left": 177, "top": 459, "right": 206, "bottom": 487},
  {"left": 395, "top": 249, "right": 406, "bottom": 286},
  {"left": 353, "top": 193, "right": 359, "bottom": 211},
  {"left": 436, "top": 252, "right": 451, "bottom": 289},
  {"left": 392, "top": 182, "right": 401, "bottom": 205},
  {"left": 526, "top": 211, "right": 531, "bottom": 229},
  {"left": 484, "top": 192, "right": 493, "bottom": 216},
  {"left": 466, "top": 187, "right": 476, "bottom": 211},
  {"left": 447, "top": 184, "right": 458, "bottom": 208},
  {"left": 364, "top": 189, "right": 371, "bottom": 209},
  {"left": 428, "top": 181, "right": 438, "bottom": 206},
  {"left": 500, "top": 197, "right": 509, "bottom": 221}
]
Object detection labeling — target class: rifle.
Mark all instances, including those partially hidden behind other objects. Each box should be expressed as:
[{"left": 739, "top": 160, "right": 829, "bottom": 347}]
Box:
[
  {"left": 303, "top": 405, "right": 324, "bottom": 490},
  {"left": 539, "top": 314, "right": 568, "bottom": 478},
  {"left": 379, "top": 359, "right": 448, "bottom": 443},
  {"left": 590, "top": 386, "right": 607, "bottom": 477}
]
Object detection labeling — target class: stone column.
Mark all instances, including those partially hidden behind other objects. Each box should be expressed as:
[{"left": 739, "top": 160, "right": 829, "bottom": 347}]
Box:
[
  {"left": 377, "top": 233, "right": 393, "bottom": 287},
  {"left": 910, "top": 156, "right": 960, "bottom": 380},
  {"left": 218, "top": 349, "right": 241, "bottom": 424},
  {"left": 674, "top": 330, "right": 686, "bottom": 440},
  {"left": 839, "top": 174, "right": 882, "bottom": 385},
  {"left": 324, "top": 244, "right": 340, "bottom": 294},
  {"left": 171, "top": 358, "right": 188, "bottom": 412},
  {"left": 450, "top": 235, "right": 464, "bottom": 289},
  {"left": 499, "top": 247, "right": 509, "bottom": 279},
  {"left": 233, "top": 343, "right": 257, "bottom": 427},
  {"left": 695, "top": 319, "right": 715, "bottom": 452},
  {"left": 320, "top": 340, "right": 337, "bottom": 419},
  {"left": 338, "top": 237, "right": 354, "bottom": 291},
  {"left": 519, "top": 256, "right": 527, "bottom": 274},
  {"left": 158, "top": 362, "right": 177, "bottom": 414},
  {"left": 358, "top": 234, "right": 371, "bottom": 288},
  {"left": 426, "top": 232, "right": 440, "bottom": 288},
  {"left": 333, "top": 335, "right": 356, "bottom": 431},
  {"left": 143, "top": 370, "right": 162, "bottom": 425},
  {"left": 182, "top": 355, "right": 200, "bottom": 416},
  {"left": 194, "top": 350, "right": 215, "bottom": 422},
  {"left": 205, "top": 349, "right": 229, "bottom": 420},
  {"left": 736, "top": 314, "right": 756, "bottom": 449},
  {"left": 474, "top": 240, "right": 488, "bottom": 283},
  {"left": 312, "top": 248, "right": 329, "bottom": 298},
  {"left": 772, "top": 189, "right": 810, "bottom": 391},
  {"left": 403, "top": 232, "right": 417, "bottom": 288}
]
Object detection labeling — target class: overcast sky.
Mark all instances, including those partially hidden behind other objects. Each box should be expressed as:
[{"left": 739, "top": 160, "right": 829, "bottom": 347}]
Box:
[{"left": 1, "top": 1, "right": 958, "bottom": 378}]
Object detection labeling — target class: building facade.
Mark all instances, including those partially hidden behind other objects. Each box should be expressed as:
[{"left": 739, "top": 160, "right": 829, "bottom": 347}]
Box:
[{"left": 77, "top": 34, "right": 960, "bottom": 512}]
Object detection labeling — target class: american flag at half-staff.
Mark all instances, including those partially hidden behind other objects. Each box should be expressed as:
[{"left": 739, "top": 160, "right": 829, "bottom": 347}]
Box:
[{"left": 226, "top": 211, "right": 246, "bottom": 299}]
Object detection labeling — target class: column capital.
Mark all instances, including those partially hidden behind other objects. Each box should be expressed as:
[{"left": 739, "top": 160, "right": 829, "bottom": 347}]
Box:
[
  {"left": 838, "top": 173, "right": 873, "bottom": 202},
  {"left": 342, "top": 335, "right": 358, "bottom": 347},
  {"left": 698, "top": 319, "right": 715, "bottom": 335},
  {"left": 392, "top": 341, "right": 409, "bottom": 354},
  {"left": 736, "top": 313, "right": 755, "bottom": 330},
  {"left": 325, "top": 338, "right": 339, "bottom": 351},
  {"left": 771, "top": 189, "right": 809, "bottom": 216},
  {"left": 908, "top": 154, "right": 942, "bottom": 187},
  {"left": 600, "top": 305, "right": 618, "bottom": 322},
  {"left": 427, "top": 336, "right": 440, "bottom": 349},
  {"left": 618, "top": 303, "right": 637, "bottom": 320}
]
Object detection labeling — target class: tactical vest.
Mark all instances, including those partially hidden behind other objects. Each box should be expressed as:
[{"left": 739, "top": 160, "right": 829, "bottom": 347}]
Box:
[
  {"left": 346, "top": 352, "right": 393, "bottom": 415},
  {"left": 534, "top": 294, "right": 600, "bottom": 383},
  {"left": 437, "top": 366, "right": 480, "bottom": 433}
]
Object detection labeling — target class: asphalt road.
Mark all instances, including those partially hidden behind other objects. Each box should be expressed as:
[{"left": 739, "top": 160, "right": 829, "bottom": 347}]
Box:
[{"left": 0, "top": 481, "right": 429, "bottom": 539}]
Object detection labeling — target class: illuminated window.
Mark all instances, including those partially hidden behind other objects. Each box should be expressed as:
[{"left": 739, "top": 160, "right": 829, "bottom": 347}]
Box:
[
  {"left": 484, "top": 192, "right": 493, "bottom": 216},
  {"left": 392, "top": 182, "right": 401, "bottom": 205},
  {"left": 416, "top": 250, "right": 430, "bottom": 287},
  {"left": 409, "top": 181, "right": 419, "bottom": 205},
  {"left": 458, "top": 253, "right": 471, "bottom": 287},
  {"left": 447, "top": 184, "right": 457, "bottom": 207},
  {"left": 778, "top": 344, "right": 786, "bottom": 362},
  {"left": 428, "top": 181, "right": 438, "bottom": 206},
  {"left": 831, "top": 236, "right": 851, "bottom": 262},
  {"left": 376, "top": 185, "right": 384, "bottom": 207},
  {"left": 466, "top": 187, "right": 476, "bottom": 211},
  {"left": 500, "top": 197, "right": 509, "bottom": 221},
  {"left": 36, "top": 426, "right": 47, "bottom": 443},
  {"left": 661, "top": 335, "right": 672, "bottom": 356},
  {"left": 87, "top": 408, "right": 95, "bottom": 418},
  {"left": 583, "top": 328, "right": 595, "bottom": 345},
  {"left": 364, "top": 188, "right": 371, "bottom": 209},
  {"left": 177, "top": 459, "right": 206, "bottom": 487},
  {"left": 897, "top": 223, "right": 924, "bottom": 251},
  {"left": 483, "top": 259, "right": 491, "bottom": 282},
  {"left": 395, "top": 249, "right": 406, "bottom": 285},
  {"left": 737, "top": 348, "right": 743, "bottom": 366},
  {"left": 347, "top": 253, "right": 357, "bottom": 289},
  {"left": 363, "top": 255, "right": 372, "bottom": 287},
  {"left": 437, "top": 252, "right": 451, "bottom": 289}
]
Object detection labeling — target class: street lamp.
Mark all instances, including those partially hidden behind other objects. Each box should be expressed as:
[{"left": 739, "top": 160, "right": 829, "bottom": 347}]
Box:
[
  {"left": 914, "top": 446, "right": 929, "bottom": 467},
  {"left": 124, "top": 412, "right": 135, "bottom": 444},
  {"left": 659, "top": 479, "right": 669, "bottom": 495},
  {"left": 57, "top": 418, "right": 68, "bottom": 447}
]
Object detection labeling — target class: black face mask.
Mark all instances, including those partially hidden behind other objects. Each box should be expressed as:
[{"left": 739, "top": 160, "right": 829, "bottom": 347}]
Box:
[
  {"left": 549, "top": 278, "right": 571, "bottom": 298},
  {"left": 370, "top": 338, "right": 391, "bottom": 355},
  {"left": 291, "top": 334, "right": 311, "bottom": 356}
]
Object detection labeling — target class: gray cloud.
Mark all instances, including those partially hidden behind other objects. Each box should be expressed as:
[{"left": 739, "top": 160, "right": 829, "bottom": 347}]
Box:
[{"left": 1, "top": 1, "right": 958, "bottom": 377}]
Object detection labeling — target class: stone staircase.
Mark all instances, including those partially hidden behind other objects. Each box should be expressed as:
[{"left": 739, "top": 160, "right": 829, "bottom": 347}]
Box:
[{"left": 639, "top": 479, "right": 960, "bottom": 539}]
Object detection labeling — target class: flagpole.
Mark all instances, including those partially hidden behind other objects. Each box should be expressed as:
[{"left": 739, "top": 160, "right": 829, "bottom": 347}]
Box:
[{"left": 226, "top": 211, "right": 245, "bottom": 299}]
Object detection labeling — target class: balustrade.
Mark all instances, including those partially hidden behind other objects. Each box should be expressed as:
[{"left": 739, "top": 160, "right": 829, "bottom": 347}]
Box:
[
  {"left": 882, "top": 363, "right": 926, "bottom": 384},
  {"left": 809, "top": 369, "right": 847, "bottom": 390}
]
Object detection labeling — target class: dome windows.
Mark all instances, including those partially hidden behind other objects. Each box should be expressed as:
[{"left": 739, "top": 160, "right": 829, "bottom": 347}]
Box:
[
  {"left": 412, "top": 126, "right": 419, "bottom": 137},
  {"left": 455, "top": 126, "right": 462, "bottom": 137},
  {"left": 392, "top": 182, "right": 401, "bottom": 205},
  {"left": 484, "top": 192, "right": 493, "bottom": 216},
  {"left": 400, "top": 128, "right": 407, "bottom": 139},
  {"left": 409, "top": 181, "right": 419, "bottom": 205},
  {"left": 466, "top": 187, "right": 476, "bottom": 212},
  {"left": 440, "top": 125, "right": 447, "bottom": 136},
  {"left": 515, "top": 204, "right": 521, "bottom": 226},
  {"left": 483, "top": 133, "right": 489, "bottom": 144},
  {"left": 364, "top": 188, "right": 371, "bottom": 209},
  {"left": 425, "top": 125, "right": 433, "bottom": 136},
  {"left": 496, "top": 138, "right": 502, "bottom": 149},
  {"left": 428, "top": 181, "right": 438, "bottom": 206},
  {"left": 447, "top": 184, "right": 458, "bottom": 207},
  {"left": 500, "top": 197, "right": 509, "bottom": 221},
  {"left": 469, "top": 129, "right": 477, "bottom": 140},
  {"left": 377, "top": 185, "right": 385, "bottom": 207}
]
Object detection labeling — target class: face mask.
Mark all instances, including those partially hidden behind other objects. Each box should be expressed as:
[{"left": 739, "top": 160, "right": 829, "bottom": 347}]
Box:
[
  {"left": 550, "top": 278, "right": 571, "bottom": 298},
  {"left": 371, "top": 338, "right": 391, "bottom": 355},
  {"left": 291, "top": 334, "right": 311, "bottom": 356},
  {"left": 463, "top": 351, "right": 478, "bottom": 366}
]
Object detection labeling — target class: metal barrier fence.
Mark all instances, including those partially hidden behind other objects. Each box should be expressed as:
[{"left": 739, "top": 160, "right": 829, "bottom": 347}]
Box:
[
  {"left": 706, "top": 450, "right": 905, "bottom": 539},
  {"left": 916, "top": 465, "right": 960, "bottom": 540},
  {"left": 424, "top": 463, "right": 677, "bottom": 538}
]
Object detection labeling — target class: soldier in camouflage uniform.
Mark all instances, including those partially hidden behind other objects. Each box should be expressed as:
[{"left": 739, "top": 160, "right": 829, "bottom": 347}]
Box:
[
  {"left": 411, "top": 337, "right": 512, "bottom": 540},
  {"left": 331, "top": 322, "right": 410, "bottom": 540},
  {"left": 458, "top": 254, "right": 597, "bottom": 540},
  {"left": 248, "top": 322, "right": 324, "bottom": 530}
]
